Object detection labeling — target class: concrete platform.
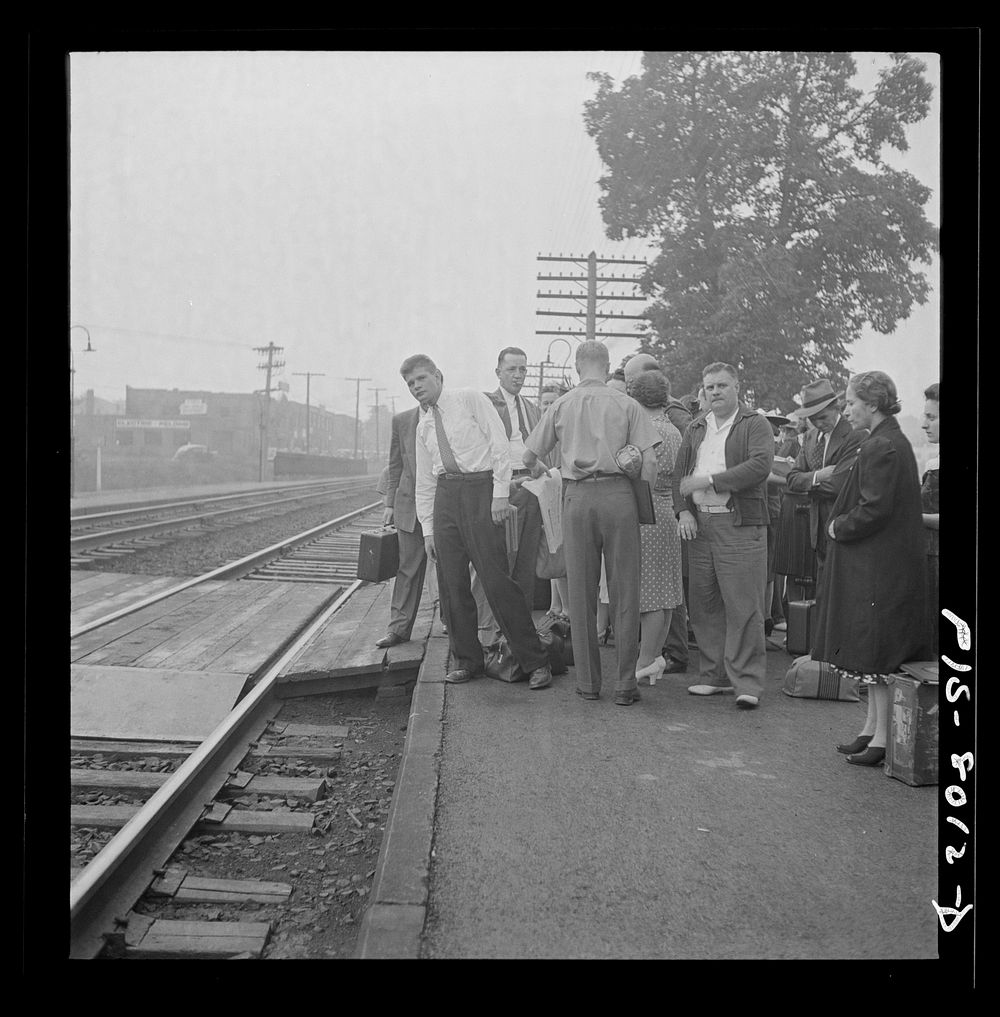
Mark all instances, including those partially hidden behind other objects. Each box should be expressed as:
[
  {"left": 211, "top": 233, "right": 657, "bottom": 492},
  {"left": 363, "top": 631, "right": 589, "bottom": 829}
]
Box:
[
  {"left": 358, "top": 620, "right": 939, "bottom": 961},
  {"left": 71, "top": 664, "right": 249, "bottom": 741}
]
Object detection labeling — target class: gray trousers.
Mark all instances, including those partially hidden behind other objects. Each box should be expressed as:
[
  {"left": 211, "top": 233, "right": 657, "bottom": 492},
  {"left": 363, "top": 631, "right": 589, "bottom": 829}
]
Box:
[
  {"left": 687, "top": 512, "right": 767, "bottom": 698},
  {"left": 387, "top": 523, "right": 428, "bottom": 640},
  {"left": 563, "top": 476, "right": 641, "bottom": 695}
]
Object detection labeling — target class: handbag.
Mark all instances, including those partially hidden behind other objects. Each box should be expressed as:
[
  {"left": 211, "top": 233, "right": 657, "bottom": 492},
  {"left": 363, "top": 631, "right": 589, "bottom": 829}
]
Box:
[
  {"left": 535, "top": 535, "right": 566, "bottom": 579},
  {"left": 484, "top": 637, "right": 526, "bottom": 683},
  {"left": 782, "top": 654, "right": 859, "bottom": 702}
]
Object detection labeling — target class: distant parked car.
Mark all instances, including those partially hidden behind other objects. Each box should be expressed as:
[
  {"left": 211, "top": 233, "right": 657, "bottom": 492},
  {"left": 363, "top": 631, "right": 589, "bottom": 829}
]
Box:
[{"left": 172, "top": 443, "right": 216, "bottom": 462}]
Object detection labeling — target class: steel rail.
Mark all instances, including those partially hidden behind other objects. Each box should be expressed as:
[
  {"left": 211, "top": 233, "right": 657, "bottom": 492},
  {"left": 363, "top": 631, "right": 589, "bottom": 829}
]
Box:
[
  {"left": 71, "top": 480, "right": 373, "bottom": 551},
  {"left": 71, "top": 501, "right": 382, "bottom": 640},
  {"left": 69, "top": 579, "right": 364, "bottom": 959},
  {"left": 70, "top": 476, "right": 371, "bottom": 524}
]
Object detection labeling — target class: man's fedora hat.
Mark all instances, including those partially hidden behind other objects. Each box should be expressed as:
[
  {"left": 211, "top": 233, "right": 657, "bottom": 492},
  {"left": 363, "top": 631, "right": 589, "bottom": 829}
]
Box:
[{"left": 791, "top": 379, "right": 838, "bottom": 419}]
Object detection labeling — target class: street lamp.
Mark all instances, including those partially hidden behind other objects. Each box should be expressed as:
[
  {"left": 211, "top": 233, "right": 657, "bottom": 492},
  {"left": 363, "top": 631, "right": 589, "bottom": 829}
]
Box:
[{"left": 70, "top": 325, "right": 95, "bottom": 497}]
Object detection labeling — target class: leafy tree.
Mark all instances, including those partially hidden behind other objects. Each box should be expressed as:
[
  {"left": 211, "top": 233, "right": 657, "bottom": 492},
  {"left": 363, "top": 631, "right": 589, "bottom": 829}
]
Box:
[{"left": 585, "top": 51, "right": 938, "bottom": 408}]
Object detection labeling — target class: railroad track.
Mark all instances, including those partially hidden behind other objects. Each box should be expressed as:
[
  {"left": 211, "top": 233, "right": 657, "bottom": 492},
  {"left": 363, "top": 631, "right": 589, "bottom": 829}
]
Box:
[
  {"left": 70, "top": 476, "right": 375, "bottom": 564},
  {"left": 70, "top": 502, "right": 390, "bottom": 958}
]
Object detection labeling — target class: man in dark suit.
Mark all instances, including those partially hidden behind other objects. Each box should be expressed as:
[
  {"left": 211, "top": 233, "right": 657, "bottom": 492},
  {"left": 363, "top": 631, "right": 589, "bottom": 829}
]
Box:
[
  {"left": 471, "top": 347, "right": 546, "bottom": 644},
  {"left": 375, "top": 407, "right": 430, "bottom": 647},
  {"left": 785, "top": 378, "right": 866, "bottom": 581}
]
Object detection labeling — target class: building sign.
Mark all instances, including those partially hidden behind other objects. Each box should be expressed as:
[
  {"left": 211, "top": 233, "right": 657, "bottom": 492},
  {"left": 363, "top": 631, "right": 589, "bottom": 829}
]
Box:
[
  {"left": 115, "top": 419, "right": 191, "bottom": 429},
  {"left": 179, "top": 399, "right": 209, "bottom": 415}
]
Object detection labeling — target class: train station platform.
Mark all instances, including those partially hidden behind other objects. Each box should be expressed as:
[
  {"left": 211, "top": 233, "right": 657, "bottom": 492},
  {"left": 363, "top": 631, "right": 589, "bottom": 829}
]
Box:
[{"left": 358, "top": 617, "right": 938, "bottom": 960}]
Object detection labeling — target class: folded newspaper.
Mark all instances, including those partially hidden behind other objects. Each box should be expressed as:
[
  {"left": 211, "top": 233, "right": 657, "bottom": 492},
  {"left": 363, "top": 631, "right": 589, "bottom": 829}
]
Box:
[{"left": 521, "top": 468, "right": 564, "bottom": 553}]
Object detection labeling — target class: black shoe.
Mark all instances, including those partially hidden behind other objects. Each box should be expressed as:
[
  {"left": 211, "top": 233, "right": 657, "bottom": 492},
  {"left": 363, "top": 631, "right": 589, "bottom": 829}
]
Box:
[
  {"left": 528, "top": 665, "right": 552, "bottom": 690},
  {"left": 661, "top": 656, "right": 688, "bottom": 674},
  {"left": 444, "top": 669, "right": 476, "bottom": 684},
  {"left": 837, "top": 734, "right": 873, "bottom": 755},
  {"left": 614, "top": 688, "right": 640, "bottom": 705},
  {"left": 375, "top": 632, "right": 407, "bottom": 648},
  {"left": 575, "top": 688, "right": 599, "bottom": 700},
  {"left": 847, "top": 746, "right": 886, "bottom": 766}
]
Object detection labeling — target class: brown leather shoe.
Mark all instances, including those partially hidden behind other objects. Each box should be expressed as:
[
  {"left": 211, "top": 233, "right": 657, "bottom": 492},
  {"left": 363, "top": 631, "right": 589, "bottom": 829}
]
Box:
[
  {"left": 375, "top": 633, "right": 407, "bottom": 648},
  {"left": 575, "top": 688, "right": 599, "bottom": 700},
  {"left": 444, "top": 669, "right": 476, "bottom": 684},
  {"left": 528, "top": 664, "right": 552, "bottom": 690}
]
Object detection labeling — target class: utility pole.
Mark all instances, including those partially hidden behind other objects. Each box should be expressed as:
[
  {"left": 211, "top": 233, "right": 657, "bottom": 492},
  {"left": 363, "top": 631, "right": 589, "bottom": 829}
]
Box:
[
  {"left": 254, "top": 342, "right": 285, "bottom": 481},
  {"left": 344, "top": 376, "right": 371, "bottom": 459},
  {"left": 369, "top": 388, "right": 386, "bottom": 460},
  {"left": 535, "top": 251, "right": 648, "bottom": 345},
  {"left": 292, "top": 371, "right": 325, "bottom": 454},
  {"left": 69, "top": 326, "right": 95, "bottom": 498}
]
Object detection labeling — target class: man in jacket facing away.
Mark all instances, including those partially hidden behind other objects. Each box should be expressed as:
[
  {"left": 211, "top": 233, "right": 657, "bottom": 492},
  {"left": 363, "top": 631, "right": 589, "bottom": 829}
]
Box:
[{"left": 673, "top": 362, "right": 774, "bottom": 709}]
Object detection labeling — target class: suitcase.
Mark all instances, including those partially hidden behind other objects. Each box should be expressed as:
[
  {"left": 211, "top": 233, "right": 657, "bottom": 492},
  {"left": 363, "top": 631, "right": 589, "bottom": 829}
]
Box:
[
  {"left": 786, "top": 599, "right": 816, "bottom": 656},
  {"left": 782, "top": 654, "right": 859, "bottom": 701},
  {"left": 885, "top": 661, "right": 939, "bottom": 786},
  {"left": 357, "top": 528, "right": 400, "bottom": 582}
]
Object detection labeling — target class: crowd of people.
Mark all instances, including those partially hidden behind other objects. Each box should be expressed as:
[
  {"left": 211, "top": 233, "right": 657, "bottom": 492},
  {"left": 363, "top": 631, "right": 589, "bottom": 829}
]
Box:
[{"left": 375, "top": 341, "right": 941, "bottom": 760}]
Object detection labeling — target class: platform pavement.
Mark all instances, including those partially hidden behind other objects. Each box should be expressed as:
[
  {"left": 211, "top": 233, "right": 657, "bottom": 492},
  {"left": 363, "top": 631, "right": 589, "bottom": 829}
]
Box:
[{"left": 358, "top": 620, "right": 938, "bottom": 960}]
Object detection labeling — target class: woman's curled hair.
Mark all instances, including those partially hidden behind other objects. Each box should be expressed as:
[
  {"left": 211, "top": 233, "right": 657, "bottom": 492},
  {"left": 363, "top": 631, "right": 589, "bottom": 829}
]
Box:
[
  {"left": 629, "top": 370, "right": 670, "bottom": 409},
  {"left": 850, "top": 371, "right": 901, "bottom": 415}
]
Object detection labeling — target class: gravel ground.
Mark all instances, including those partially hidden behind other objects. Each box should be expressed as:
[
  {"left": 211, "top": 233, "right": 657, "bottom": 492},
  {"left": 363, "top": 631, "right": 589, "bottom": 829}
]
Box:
[
  {"left": 73, "top": 489, "right": 381, "bottom": 577},
  {"left": 89, "top": 689, "right": 413, "bottom": 959}
]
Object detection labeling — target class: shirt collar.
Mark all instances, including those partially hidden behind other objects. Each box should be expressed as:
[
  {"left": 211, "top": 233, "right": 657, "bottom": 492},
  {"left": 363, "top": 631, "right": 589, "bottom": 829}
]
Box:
[{"left": 709, "top": 407, "right": 739, "bottom": 432}]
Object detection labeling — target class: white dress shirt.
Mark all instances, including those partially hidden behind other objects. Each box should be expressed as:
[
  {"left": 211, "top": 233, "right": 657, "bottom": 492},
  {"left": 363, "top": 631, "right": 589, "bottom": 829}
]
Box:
[
  {"left": 415, "top": 387, "right": 514, "bottom": 537},
  {"left": 501, "top": 387, "right": 528, "bottom": 465},
  {"left": 692, "top": 407, "right": 737, "bottom": 506}
]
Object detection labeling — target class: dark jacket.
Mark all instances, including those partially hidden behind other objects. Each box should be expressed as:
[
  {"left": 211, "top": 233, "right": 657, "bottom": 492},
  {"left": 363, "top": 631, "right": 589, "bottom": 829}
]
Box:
[
  {"left": 672, "top": 404, "right": 774, "bottom": 526},
  {"left": 385, "top": 407, "right": 421, "bottom": 533},
  {"left": 664, "top": 396, "right": 693, "bottom": 437},
  {"left": 812, "top": 416, "right": 929, "bottom": 673},
  {"left": 785, "top": 415, "right": 866, "bottom": 553}
]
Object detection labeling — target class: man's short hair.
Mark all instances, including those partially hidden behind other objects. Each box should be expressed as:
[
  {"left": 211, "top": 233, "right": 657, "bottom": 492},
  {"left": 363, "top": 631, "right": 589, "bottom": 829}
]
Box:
[
  {"left": 497, "top": 347, "right": 528, "bottom": 368},
  {"left": 702, "top": 361, "right": 739, "bottom": 383},
  {"left": 399, "top": 354, "right": 438, "bottom": 377},
  {"left": 576, "top": 340, "right": 610, "bottom": 369},
  {"left": 541, "top": 383, "right": 568, "bottom": 396}
]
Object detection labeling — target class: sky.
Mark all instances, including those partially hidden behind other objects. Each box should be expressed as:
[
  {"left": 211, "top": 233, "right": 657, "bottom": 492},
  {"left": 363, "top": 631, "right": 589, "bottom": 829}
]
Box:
[{"left": 69, "top": 49, "right": 940, "bottom": 422}]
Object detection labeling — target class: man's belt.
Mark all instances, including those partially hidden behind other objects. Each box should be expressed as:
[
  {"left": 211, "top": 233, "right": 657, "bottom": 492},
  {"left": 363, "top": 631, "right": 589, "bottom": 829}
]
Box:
[
  {"left": 437, "top": 470, "right": 493, "bottom": 481},
  {"left": 511, "top": 468, "right": 531, "bottom": 477},
  {"left": 697, "top": 504, "right": 732, "bottom": 513},
  {"left": 569, "top": 471, "right": 624, "bottom": 482}
]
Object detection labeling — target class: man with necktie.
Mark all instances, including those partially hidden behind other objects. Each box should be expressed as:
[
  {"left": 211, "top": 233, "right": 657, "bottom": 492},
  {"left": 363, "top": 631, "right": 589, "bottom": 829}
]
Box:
[
  {"left": 471, "top": 347, "right": 546, "bottom": 641},
  {"left": 403, "top": 353, "right": 553, "bottom": 689},
  {"left": 785, "top": 378, "right": 866, "bottom": 583}
]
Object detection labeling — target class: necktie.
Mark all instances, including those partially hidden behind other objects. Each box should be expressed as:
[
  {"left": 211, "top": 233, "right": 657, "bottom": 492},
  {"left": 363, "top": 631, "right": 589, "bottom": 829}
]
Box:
[
  {"left": 820, "top": 432, "right": 829, "bottom": 467},
  {"left": 514, "top": 396, "right": 529, "bottom": 442},
  {"left": 431, "top": 404, "right": 461, "bottom": 474},
  {"left": 807, "top": 433, "right": 824, "bottom": 471}
]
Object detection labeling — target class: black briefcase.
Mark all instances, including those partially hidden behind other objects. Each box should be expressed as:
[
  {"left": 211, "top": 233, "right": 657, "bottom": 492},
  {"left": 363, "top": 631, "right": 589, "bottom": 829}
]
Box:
[
  {"left": 786, "top": 599, "right": 816, "bottom": 656},
  {"left": 357, "top": 528, "right": 400, "bottom": 582}
]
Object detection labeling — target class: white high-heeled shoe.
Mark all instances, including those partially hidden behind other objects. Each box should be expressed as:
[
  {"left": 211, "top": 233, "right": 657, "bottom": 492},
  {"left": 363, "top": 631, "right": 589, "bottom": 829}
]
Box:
[{"left": 636, "top": 655, "right": 667, "bottom": 686}]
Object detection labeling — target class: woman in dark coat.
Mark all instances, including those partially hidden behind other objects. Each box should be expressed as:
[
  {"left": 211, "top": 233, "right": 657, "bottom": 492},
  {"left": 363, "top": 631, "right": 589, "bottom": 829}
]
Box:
[{"left": 812, "top": 371, "right": 929, "bottom": 766}]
